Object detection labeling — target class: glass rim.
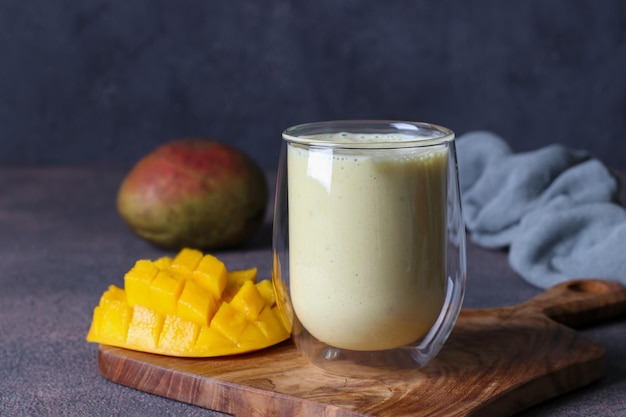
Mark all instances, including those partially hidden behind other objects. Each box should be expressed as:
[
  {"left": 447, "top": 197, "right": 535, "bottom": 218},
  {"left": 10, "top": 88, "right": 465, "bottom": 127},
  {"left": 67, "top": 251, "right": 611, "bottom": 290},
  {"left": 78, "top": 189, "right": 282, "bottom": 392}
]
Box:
[{"left": 282, "top": 120, "right": 455, "bottom": 149}]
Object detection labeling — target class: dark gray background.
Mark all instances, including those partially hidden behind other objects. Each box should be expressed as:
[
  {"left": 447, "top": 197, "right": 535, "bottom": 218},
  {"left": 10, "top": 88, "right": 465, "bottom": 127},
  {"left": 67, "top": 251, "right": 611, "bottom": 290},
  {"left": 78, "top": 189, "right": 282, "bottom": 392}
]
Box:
[{"left": 1, "top": 0, "right": 625, "bottom": 169}]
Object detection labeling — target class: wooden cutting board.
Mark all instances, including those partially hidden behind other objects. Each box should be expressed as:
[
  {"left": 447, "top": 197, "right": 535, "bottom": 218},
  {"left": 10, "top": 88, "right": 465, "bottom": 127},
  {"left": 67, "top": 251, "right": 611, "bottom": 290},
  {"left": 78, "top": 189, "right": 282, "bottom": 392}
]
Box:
[{"left": 98, "top": 279, "right": 626, "bottom": 417}]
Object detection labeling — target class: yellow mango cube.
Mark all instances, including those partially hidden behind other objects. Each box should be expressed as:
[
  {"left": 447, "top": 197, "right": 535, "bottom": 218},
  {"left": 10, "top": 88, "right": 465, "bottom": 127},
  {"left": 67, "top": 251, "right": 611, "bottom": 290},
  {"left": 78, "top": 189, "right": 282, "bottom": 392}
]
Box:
[
  {"left": 210, "top": 302, "right": 249, "bottom": 344},
  {"left": 158, "top": 315, "right": 199, "bottom": 355},
  {"left": 87, "top": 298, "right": 132, "bottom": 346},
  {"left": 195, "top": 326, "right": 236, "bottom": 356},
  {"left": 177, "top": 279, "right": 218, "bottom": 326},
  {"left": 153, "top": 256, "right": 173, "bottom": 270},
  {"left": 230, "top": 280, "right": 266, "bottom": 321},
  {"left": 124, "top": 260, "right": 159, "bottom": 307},
  {"left": 86, "top": 305, "right": 103, "bottom": 341},
  {"left": 223, "top": 267, "right": 258, "bottom": 300},
  {"left": 255, "top": 279, "right": 275, "bottom": 306},
  {"left": 193, "top": 254, "right": 228, "bottom": 299},
  {"left": 148, "top": 271, "right": 184, "bottom": 315},
  {"left": 237, "top": 322, "right": 267, "bottom": 347},
  {"left": 255, "top": 306, "right": 290, "bottom": 342},
  {"left": 87, "top": 286, "right": 128, "bottom": 345},
  {"left": 100, "top": 284, "right": 126, "bottom": 303},
  {"left": 169, "top": 248, "right": 203, "bottom": 276},
  {"left": 227, "top": 267, "right": 257, "bottom": 287},
  {"left": 126, "top": 305, "right": 164, "bottom": 350}
]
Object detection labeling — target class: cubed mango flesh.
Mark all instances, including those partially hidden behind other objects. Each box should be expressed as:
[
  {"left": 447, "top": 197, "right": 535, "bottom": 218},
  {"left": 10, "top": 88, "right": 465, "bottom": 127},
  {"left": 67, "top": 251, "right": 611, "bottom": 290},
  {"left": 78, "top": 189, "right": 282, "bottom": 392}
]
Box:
[
  {"left": 255, "top": 279, "right": 275, "bottom": 306},
  {"left": 223, "top": 267, "right": 257, "bottom": 300},
  {"left": 86, "top": 248, "right": 290, "bottom": 357},
  {"left": 177, "top": 279, "right": 217, "bottom": 326},
  {"left": 126, "top": 305, "right": 163, "bottom": 350},
  {"left": 148, "top": 271, "right": 184, "bottom": 315},
  {"left": 210, "top": 302, "right": 250, "bottom": 344},
  {"left": 87, "top": 285, "right": 132, "bottom": 347},
  {"left": 230, "top": 280, "right": 266, "bottom": 321},
  {"left": 192, "top": 254, "right": 228, "bottom": 300},
  {"left": 158, "top": 315, "right": 200, "bottom": 355},
  {"left": 195, "top": 327, "right": 236, "bottom": 356},
  {"left": 169, "top": 247, "right": 203, "bottom": 276},
  {"left": 124, "top": 260, "right": 158, "bottom": 307}
]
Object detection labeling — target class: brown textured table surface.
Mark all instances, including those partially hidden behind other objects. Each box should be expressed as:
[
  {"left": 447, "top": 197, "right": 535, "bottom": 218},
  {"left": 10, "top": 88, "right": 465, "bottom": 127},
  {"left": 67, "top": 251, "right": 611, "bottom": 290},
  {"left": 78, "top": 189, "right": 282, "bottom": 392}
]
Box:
[{"left": 1, "top": 165, "right": 625, "bottom": 417}]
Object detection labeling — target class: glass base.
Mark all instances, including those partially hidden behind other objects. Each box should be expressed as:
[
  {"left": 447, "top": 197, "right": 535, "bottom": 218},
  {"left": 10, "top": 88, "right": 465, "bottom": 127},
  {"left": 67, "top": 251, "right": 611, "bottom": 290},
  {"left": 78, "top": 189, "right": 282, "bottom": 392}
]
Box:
[
  {"left": 293, "top": 325, "right": 433, "bottom": 378},
  {"left": 289, "top": 275, "right": 463, "bottom": 378}
]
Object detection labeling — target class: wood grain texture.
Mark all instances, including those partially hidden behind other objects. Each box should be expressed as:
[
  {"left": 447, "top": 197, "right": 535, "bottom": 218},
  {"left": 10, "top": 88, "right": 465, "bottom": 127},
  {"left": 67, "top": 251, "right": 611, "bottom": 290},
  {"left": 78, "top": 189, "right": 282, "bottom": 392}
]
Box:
[{"left": 98, "top": 279, "right": 626, "bottom": 417}]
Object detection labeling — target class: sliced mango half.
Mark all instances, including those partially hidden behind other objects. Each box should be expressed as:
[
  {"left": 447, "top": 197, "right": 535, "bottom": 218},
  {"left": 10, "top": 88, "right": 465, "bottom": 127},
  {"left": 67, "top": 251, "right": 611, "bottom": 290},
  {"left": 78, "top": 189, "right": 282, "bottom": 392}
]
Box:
[{"left": 86, "top": 248, "right": 290, "bottom": 357}]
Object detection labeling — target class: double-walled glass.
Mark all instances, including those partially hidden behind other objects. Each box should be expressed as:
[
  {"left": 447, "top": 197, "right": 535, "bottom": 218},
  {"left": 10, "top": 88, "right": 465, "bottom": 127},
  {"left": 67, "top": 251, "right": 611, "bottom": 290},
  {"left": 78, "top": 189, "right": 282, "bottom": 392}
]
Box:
[{"left": 272, "top": 121, "right": 466, "bottom": 376}]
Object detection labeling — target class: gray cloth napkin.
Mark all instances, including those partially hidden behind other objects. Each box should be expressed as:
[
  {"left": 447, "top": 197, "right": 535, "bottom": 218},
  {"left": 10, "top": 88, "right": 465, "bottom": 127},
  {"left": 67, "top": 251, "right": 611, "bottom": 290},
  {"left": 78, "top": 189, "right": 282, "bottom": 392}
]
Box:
[{"left": 456, "top": 131, "right": 626, "bottom": 288}]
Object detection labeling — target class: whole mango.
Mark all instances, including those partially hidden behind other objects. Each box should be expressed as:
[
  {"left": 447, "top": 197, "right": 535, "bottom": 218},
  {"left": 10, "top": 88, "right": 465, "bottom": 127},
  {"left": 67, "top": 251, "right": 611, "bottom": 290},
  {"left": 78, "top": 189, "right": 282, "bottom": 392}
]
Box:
[{"left": 117, "top": 139, "right": 268, "bottom": 250}]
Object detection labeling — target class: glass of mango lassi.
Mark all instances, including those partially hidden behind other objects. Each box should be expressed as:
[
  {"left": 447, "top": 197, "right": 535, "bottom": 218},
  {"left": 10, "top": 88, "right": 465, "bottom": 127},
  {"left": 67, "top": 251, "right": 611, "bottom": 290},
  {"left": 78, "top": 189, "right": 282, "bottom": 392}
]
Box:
[{"left": 272, "top": 120, "right": 466, "bottom": 375}]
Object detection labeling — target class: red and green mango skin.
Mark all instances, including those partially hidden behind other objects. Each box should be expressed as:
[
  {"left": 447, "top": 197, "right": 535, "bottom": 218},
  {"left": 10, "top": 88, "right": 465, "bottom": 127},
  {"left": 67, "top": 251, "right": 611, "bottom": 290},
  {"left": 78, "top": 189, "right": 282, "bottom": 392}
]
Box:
[{"left": 117, "top": 139, "right": 268, "bottom": 250}]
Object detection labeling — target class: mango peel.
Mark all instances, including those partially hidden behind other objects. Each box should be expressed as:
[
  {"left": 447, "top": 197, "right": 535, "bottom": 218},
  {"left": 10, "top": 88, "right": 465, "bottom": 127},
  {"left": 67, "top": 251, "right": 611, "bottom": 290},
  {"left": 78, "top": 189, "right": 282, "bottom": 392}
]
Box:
[{"left": 86, "top": 248, "right": 290, "bottom": 357}]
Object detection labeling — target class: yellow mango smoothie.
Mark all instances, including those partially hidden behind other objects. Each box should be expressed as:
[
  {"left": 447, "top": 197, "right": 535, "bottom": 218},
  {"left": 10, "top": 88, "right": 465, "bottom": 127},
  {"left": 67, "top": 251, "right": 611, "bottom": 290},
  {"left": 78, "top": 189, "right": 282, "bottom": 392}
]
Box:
[{"left": 287, "top": 133, "right": 449, "bottom": 351}]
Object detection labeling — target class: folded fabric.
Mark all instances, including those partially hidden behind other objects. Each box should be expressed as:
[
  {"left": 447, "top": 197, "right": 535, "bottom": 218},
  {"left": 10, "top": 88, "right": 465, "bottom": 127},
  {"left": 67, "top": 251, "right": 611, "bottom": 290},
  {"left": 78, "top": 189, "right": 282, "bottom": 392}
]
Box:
[{"left": 456, "top": 131, "right": 625, "bottom": 288}]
